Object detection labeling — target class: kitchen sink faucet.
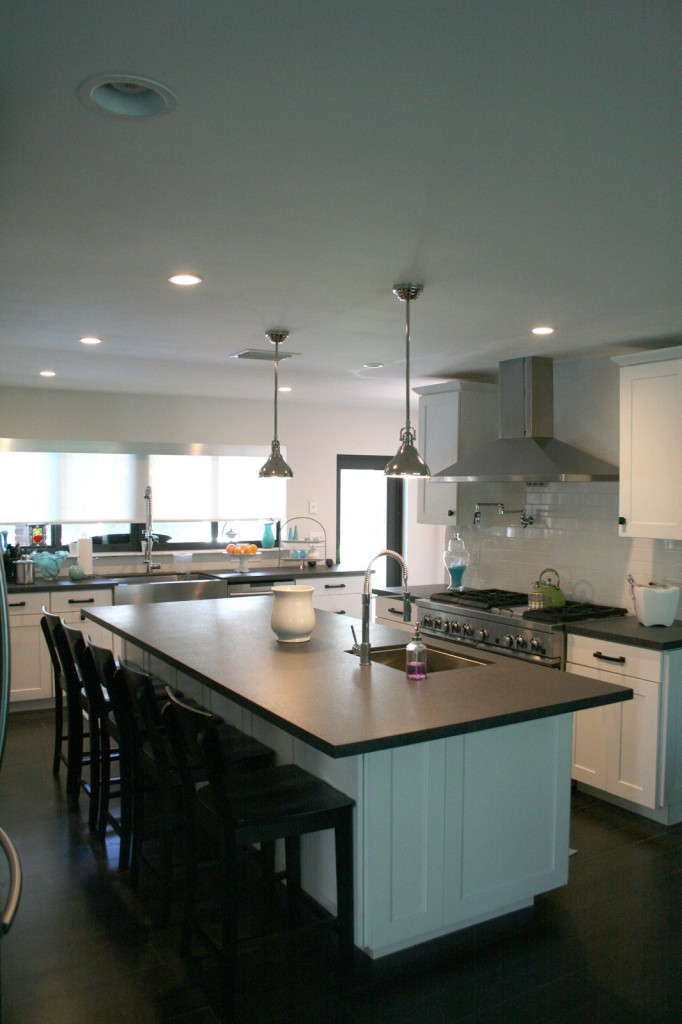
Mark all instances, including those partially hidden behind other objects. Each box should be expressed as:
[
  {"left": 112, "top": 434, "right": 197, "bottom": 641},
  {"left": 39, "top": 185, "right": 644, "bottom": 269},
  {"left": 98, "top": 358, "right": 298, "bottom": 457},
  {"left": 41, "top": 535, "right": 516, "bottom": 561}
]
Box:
[
  {"left": 352, "top": 549, "right": 411, "bottom": 666},
  {"left": 143, "top": 485, "right": 161, "bottom": 574}
]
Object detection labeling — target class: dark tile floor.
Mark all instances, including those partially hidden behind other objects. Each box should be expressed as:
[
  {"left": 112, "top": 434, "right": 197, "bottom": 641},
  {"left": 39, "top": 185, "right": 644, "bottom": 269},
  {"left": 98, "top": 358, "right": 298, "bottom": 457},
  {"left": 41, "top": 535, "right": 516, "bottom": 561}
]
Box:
[{"left": 1, "top": 710, "right": 681, "bottom": 1024}]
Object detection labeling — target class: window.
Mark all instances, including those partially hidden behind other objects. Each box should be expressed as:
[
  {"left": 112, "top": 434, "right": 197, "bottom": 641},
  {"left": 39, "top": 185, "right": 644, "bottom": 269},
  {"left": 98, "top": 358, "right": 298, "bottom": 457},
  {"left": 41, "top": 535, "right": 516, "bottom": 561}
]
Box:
[{"left": 0, "top": 445, "right": 288, "bottom": 552}]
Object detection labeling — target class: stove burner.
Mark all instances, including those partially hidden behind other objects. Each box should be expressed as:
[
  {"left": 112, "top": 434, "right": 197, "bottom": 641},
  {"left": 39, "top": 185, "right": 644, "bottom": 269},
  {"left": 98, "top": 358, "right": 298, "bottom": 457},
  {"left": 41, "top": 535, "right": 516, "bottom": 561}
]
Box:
[{"left": 429, "top": 588, "right": 528, "bottom": 610}]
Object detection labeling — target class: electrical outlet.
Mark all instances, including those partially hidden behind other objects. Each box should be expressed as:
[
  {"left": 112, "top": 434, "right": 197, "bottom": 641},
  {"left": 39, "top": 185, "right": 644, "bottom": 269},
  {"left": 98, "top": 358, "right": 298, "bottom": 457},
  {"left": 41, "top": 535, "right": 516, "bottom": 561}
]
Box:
[{"left": 309, "top": 500, "right": 319, "bottom": 515}]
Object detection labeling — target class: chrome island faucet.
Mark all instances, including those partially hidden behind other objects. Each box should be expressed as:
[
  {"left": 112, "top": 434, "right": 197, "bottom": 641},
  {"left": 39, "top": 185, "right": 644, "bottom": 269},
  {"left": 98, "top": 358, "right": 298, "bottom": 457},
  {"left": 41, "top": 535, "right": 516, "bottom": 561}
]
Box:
[
  {"left": 352, "top": 549, "right": 411, "bottom": 666},
  {"left": 143, "top": 485, "right": 161, "bottom": 574}
]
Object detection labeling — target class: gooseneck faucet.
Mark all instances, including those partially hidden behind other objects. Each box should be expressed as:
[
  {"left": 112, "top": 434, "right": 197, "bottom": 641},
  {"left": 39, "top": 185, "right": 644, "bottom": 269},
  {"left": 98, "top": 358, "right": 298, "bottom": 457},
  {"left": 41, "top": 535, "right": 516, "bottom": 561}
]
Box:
[
  {"left": 352, "top": 549, "right": 411, "bottom": 666},
  {"left": 143, "top": 485, "right": 161, "bottom": 574}
]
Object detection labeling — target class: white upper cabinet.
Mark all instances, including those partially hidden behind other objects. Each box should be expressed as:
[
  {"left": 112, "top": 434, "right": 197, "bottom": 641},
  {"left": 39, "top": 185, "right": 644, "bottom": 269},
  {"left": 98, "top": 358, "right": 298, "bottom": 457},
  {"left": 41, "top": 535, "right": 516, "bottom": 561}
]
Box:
[
  {"left": 415, "top": 380, "right": 524, "bottom": 526},
  {"left": 614, "top": 348, "right": 682, "bottom": 539}
]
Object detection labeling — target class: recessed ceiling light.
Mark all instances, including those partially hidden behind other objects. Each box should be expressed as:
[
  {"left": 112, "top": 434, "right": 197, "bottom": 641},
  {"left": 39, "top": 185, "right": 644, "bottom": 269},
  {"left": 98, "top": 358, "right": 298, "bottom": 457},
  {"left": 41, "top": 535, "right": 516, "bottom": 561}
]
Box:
[
  {"left": 364, "top": 362, "right": 384, "bottom": 369},
  {"left": 531, "top": 325, "right": 555, "bottom": 336},
  {"left": 40, "top": 370, "right": 56, "bottom": 378},
  {"left": 80, "top": 336, "right": 102, "bottom": 346},
  {"left": 278, "top": 386, "right": 292, "bottom": 393},
  {"left": 168, "top": 273, "right": 202, "bottom": 286},
  {"left": 78, "top": 74, "right": 177, "bottom": 118}
]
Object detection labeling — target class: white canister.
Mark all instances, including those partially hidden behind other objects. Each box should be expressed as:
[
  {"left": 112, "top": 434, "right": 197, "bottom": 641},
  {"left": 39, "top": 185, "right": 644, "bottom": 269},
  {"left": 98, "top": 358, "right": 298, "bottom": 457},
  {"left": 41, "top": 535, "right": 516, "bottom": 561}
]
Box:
[
  {"left": 633, "top": 584, "right": 680, "bottom": 627},
  {"left": 270, "top": 585, "right": 316, "bottom": 643}
]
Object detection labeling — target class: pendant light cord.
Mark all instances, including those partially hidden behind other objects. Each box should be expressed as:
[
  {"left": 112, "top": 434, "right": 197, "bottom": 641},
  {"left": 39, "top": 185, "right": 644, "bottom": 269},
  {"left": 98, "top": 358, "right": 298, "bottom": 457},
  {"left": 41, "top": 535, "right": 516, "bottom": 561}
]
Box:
[{"left": 404, "top": 296, "right": 412, "bottom": 441}]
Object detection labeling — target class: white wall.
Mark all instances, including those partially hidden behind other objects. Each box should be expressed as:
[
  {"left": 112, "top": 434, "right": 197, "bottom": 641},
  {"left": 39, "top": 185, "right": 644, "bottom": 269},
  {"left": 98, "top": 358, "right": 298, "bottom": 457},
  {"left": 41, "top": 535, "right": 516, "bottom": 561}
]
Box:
[
  {"left": 0, "top": 386, "right": 442, "bottom": 584},
  {"left": 447, "top": 358, "right": 682, "bottom": 609}
]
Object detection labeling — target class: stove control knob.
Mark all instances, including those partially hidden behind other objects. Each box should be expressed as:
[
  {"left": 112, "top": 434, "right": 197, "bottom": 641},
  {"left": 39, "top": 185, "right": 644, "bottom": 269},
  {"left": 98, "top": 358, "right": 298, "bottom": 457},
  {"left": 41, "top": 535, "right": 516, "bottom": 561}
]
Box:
[
  {"left": 530, "top": 638, "right": 542, "bottom": 653},
  {"left": 451, "top": 621, "right": 461, "bottom": 634},
  {"left": 501, "top": 634, "right": 514, "bottom": 648},
  {"left": 434, "top": 617, "right": 443, "bottom": 630},
  {"left": 462, "top": 623, "right": 473, "bottom": 637},
  {"left": 442, "top": 621, "right": 451, "bottom": 634},
  {"left": 423, "top": 614, "right": 433, "bottom": 627},
  {"left": 515, "top": 635, "right": 527, "bottom": 649},
  {"left": 476, "top": 628, "right": 488, "bottom": 642}
]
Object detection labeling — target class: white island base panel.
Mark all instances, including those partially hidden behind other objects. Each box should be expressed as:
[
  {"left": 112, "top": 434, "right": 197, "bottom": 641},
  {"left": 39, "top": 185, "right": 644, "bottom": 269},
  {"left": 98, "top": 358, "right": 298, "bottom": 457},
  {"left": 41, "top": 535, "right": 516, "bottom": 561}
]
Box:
[{"left": 136, "top": 645, "right": 572, "bottom": 960}]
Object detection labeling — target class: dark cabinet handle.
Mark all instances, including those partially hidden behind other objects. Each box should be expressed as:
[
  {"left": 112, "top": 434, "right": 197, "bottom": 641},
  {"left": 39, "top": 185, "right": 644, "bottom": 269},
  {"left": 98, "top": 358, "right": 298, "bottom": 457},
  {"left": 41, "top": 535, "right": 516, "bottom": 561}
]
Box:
[
  {"left": 324, "top": 583, "right": 346, "bottom": 590},
  {"left": 387, "top": 606, "right": 405, "bottom": 616},
  {"left": 67, "top": 597, "right": 95, "bottom": 605},
  {"left": 448, "top": 510, "right": 455, "bottom": 517},
  {"left": 593, "top": 651, "right": 626, "bottom": 664},
  {"left": 618, "top": 517, "right": 626, "bottom": 526},
  {"left": 334, "top": 610, "right": 347, "bottom": 615},
  {"left": 9, "top": 601, "right": 27, "bottom": 608}
]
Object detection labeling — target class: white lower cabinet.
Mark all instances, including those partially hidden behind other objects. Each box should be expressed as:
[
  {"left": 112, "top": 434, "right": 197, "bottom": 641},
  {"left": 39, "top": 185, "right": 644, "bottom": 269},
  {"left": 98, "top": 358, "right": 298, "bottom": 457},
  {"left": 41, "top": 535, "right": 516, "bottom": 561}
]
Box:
[
  {"left": 569, "top": 634, "right": 682, "bottom": 822},
  {"left": 7, "top": 591, "right": 53, "bottom": 702},
  {"left": 374, "top": 595, "right": 415, "bottom": 634},
  {"left": 8, "top": 586, "right": 115, "bottom": 704},
  {"left": 309, "top": 575, "right": 363, "bottom": 619}
]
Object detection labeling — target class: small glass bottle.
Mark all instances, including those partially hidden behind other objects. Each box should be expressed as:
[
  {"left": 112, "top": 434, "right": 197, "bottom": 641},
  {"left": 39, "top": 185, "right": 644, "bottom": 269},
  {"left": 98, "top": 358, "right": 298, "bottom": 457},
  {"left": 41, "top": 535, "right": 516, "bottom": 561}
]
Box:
[
  {"left": 406, "top": 625, "right": 427, "bottom": 681},
  {"left": 443, "top": 532, "right": 470, "bottom": 591}
]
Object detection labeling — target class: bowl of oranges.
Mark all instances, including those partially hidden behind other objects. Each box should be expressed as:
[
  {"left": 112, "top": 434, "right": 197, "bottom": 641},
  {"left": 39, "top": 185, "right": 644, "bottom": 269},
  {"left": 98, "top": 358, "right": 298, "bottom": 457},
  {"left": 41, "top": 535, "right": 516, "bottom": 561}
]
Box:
[{"left": 224, "top": 542, "right": 261, "bottom": 572}]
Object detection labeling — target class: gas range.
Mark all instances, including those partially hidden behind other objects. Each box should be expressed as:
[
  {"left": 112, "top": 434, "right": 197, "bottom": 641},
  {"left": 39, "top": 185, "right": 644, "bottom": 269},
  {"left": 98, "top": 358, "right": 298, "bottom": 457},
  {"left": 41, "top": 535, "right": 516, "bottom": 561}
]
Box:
[{"left": 415, "top": 589, "right": 627, "bottom": 668}]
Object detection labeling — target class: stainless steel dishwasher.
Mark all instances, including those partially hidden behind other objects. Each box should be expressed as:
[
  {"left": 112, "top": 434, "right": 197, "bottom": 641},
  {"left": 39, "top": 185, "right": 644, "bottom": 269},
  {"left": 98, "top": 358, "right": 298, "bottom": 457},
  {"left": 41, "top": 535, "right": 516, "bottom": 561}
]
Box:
[{"left": 226, "top": 578, "right": 295, "bottom": 597}]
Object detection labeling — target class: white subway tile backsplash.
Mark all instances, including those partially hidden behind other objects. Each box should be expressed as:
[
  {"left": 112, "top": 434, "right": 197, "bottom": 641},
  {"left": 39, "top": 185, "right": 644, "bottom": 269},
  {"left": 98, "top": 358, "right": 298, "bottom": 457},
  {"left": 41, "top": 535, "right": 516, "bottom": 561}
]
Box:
[{"left": 452, "top": 483, "right": 681, "bottom": 608}]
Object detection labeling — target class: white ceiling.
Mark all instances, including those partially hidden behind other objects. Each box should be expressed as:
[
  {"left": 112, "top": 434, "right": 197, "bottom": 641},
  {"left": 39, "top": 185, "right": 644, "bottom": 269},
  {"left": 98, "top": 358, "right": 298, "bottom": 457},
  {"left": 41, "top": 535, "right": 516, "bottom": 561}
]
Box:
[{"left": 1, "top": 1, "right": 680, "bottom": 410}]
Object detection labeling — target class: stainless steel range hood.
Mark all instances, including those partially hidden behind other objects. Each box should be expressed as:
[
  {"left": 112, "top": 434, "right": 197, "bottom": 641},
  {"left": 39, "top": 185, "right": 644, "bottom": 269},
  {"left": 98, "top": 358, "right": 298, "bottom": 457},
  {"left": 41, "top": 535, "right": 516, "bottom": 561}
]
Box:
[{"left": 434, "top": 357, "right": 619, "bottom": 483}]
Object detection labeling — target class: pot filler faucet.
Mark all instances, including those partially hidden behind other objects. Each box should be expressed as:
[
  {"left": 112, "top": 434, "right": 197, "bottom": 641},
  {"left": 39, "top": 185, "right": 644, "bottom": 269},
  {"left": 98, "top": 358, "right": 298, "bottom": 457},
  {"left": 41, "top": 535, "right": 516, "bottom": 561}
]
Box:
[
  {"left": 351, "top": 549, "right": 411, "bottom": 666},
  {"left": 143, "top": 485, "right": 161, "bottom": 574},
  {"left": 473, "top": 502, "right": 534, "bottom": 528}
]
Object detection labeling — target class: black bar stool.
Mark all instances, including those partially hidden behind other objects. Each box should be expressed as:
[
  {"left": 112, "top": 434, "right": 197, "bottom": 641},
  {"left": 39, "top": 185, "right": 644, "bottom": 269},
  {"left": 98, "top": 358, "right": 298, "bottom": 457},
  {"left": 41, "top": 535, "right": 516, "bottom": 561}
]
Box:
[
  {"left": 162, "top": 685, "right": 355, "bottom": 1016},
  {"left": 114, "top": 661, "right": 276, "bottom": 924},
  {"left": 40, "top": 609, "right": 90, "bottom": 802}
]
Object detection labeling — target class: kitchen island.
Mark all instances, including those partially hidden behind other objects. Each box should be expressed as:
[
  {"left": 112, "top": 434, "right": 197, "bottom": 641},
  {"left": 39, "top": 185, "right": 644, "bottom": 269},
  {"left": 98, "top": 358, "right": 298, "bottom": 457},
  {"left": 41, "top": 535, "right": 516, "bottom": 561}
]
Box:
[{"left": 83, "top": 598, "right": 631, "bottom": 958}]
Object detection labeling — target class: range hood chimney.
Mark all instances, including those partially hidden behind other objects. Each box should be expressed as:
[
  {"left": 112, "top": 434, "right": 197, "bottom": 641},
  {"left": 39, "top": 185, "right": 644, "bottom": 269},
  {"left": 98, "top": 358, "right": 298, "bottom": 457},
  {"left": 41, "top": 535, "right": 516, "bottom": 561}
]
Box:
[{"left": 435, "top": 357, "right": 619, "bottom": 483}]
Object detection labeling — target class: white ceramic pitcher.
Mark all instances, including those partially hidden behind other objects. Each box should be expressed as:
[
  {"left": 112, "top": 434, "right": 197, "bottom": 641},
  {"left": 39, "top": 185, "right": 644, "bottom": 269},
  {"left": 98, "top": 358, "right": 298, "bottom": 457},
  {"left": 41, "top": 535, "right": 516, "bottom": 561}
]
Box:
[{"left": 270, "top": 585, "right": 316, "bottom": 643}]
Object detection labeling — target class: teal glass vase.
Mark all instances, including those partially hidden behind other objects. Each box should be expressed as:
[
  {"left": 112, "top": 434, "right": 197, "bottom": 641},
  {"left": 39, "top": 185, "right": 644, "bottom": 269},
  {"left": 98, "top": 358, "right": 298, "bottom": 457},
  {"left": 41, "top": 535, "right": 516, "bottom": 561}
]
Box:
[{"left": 261, "top": 522, "right": 276, "bottom": 549}]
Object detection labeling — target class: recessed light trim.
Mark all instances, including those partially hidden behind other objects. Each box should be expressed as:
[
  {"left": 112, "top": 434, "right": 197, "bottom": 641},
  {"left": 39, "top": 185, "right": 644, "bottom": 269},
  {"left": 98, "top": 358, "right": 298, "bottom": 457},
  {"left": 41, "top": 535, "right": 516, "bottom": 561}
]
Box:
[
  {"left": 78, "top": 74, "right": 177, "bottom": 118},
  {"left": 40, "top": 370, "right": 56, "bottom": 378},
  {"left": 532, "top": 325, "right": 555, "bottom": 336},
  {"left": 364, "top": 362, "right": 384, "bottom": 369},
  {"left": 168, "top": 273, "right": 202, "bottom": 286},
  {"left": 80, "top": 336, "right": 102, "bottom": 346},
  {"left": 278, "top": 386, "right": 292, "bottom": 393}
]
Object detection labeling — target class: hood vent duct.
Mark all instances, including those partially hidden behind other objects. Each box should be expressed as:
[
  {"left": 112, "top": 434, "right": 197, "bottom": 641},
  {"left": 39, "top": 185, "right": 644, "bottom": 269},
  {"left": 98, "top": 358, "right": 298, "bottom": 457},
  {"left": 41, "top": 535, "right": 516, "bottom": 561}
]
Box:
[{"left": 435, "top": 357, "right": 619, "bottom": 483}]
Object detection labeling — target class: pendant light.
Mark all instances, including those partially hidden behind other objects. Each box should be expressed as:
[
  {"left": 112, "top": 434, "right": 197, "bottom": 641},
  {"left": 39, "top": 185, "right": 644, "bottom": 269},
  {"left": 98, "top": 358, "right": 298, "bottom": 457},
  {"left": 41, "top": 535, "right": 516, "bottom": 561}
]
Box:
[
  {"left": 384, "top": 284, "right": 430, "bottom": 477},
  {"left": 259, "top": 330, "right": 293, "bottom": 478}
]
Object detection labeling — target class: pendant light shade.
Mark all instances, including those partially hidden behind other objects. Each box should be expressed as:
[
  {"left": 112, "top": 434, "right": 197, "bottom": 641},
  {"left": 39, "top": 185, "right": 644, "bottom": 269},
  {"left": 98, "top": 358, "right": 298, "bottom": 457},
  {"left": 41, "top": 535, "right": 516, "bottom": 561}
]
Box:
[
  {"left": 385, "top": 284, "right": 430, "bottom": 478},
  {"left": 259, "top": 330, "right": 293, "bottom": 478}
]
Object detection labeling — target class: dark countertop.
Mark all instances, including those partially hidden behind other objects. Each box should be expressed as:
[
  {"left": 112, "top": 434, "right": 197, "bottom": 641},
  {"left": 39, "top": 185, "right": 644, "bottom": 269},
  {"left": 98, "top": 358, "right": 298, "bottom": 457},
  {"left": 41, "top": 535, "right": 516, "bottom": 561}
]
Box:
[
  {"left": 373, "top": 584, "right": 439, "bottom": 600},
  {"left": 7, "top": 564, "right": 363, "bottom": 595},
  {"left": 82, "top": 598, "right": 631, "bottom": 759},
  {"left": 567, "top": 614, "right": 682, "bottom": 651}
]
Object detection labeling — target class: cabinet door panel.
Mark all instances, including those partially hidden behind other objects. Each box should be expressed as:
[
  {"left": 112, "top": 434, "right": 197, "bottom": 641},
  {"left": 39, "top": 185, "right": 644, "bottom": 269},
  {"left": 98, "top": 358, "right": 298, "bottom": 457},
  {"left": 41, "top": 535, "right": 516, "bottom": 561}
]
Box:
[
  {"left": 9, "top": 613, "right": 52, "bottom": 701},
  {"left": 618, "top": 359, "right": 682, "bottom": 539},
  {"left": 607, "top": 677, "right": 659, "bottom": 808},
  {"left": 364, "top": 742, "right": 446, "bottom": 949}
]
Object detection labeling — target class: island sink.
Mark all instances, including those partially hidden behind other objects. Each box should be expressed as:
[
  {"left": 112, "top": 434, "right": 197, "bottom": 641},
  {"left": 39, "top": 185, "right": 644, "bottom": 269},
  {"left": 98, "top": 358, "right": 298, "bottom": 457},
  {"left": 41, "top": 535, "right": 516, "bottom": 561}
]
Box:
[{"left": 347, "top": 644, "right": 490, "bottom": 673}]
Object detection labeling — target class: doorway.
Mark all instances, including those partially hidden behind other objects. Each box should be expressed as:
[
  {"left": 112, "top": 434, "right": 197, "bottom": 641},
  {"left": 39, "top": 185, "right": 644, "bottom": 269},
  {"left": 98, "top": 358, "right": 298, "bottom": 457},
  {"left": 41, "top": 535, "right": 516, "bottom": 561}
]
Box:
[{"left": 335, "top": 455, "right": 404, "bottom": 587}]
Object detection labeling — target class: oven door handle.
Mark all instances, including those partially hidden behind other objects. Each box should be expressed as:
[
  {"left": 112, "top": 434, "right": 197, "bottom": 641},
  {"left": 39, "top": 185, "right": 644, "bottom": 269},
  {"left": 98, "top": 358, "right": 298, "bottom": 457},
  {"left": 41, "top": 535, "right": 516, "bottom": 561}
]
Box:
[{"left": 593, "top": 651, "right": 626, "bottom": 665}]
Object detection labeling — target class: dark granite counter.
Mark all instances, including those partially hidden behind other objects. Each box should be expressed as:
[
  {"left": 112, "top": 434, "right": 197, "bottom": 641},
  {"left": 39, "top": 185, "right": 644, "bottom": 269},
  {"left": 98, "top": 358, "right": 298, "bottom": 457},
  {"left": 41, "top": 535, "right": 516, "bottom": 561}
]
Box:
[
  {"left": 567, "top": 614, "right": 682, "bottom": 651},
  {"left": 7, "top": 564, "right": 363, "bottom": 595},
  {"left": 82, "top": 598, "right": 631, "bottom": 758},
  {"left": 373, "top": 584, "right": 439, "bottom": 600}
]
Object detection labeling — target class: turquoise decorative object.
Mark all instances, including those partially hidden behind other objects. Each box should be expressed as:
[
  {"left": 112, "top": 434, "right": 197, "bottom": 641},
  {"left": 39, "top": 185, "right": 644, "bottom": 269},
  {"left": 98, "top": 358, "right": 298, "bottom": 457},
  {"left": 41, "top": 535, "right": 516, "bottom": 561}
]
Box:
[
  {"left": 32, "top": 550, "right": 69, "bottom": 580},
  {"left": 261, "top": 522, "right": 276, "bottom": 549},
  {"left": 69, "top": 564, "right": 86, "bottom": 581}
]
